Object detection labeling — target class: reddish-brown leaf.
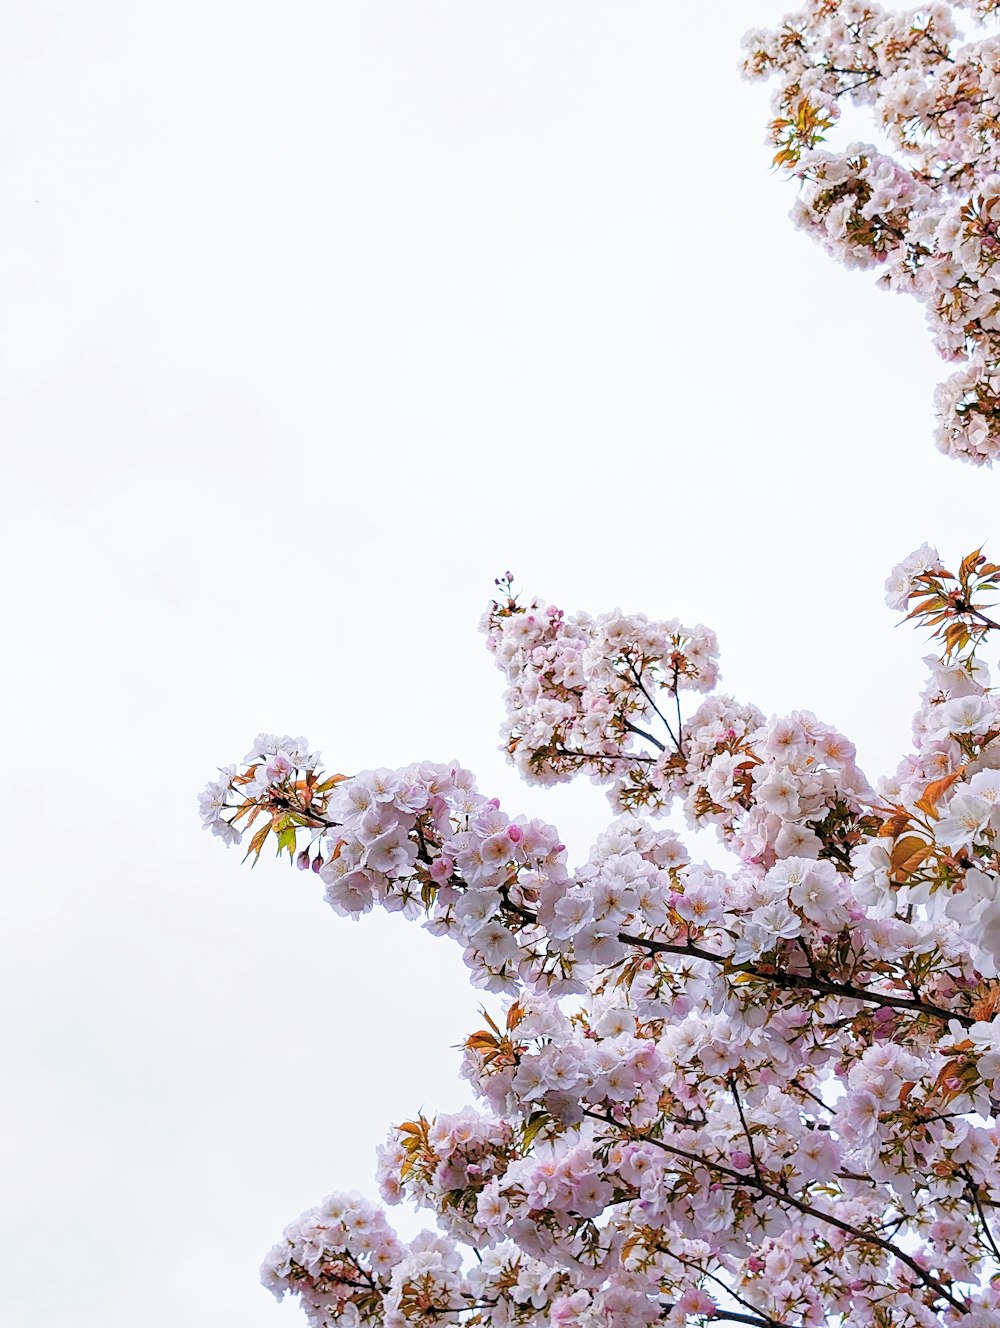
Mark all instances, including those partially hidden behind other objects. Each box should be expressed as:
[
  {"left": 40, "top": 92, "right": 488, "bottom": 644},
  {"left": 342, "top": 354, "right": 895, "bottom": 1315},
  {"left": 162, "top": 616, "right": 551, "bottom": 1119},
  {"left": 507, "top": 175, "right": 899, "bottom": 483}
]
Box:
[
  {"left": 914, "top": 767, "right": 966, "bottom": 819},
  {"left": 971, "top": 983, "right": 1000, "bottom": 1023}
]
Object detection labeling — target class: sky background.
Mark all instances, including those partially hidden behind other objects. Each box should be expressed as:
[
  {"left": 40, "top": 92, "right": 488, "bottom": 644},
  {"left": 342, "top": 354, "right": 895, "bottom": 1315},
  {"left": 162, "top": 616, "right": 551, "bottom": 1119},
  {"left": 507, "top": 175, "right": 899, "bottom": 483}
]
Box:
[{"left": 2, "top": 2, "right": 996, "bottom": 1325}]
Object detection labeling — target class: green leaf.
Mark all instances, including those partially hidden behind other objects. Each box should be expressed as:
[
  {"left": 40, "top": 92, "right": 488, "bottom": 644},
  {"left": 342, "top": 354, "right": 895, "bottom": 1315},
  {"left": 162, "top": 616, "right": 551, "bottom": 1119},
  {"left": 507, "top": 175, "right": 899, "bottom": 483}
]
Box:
[{"left": 521, "top": 1110, "right": 550, "bottom": 1151}]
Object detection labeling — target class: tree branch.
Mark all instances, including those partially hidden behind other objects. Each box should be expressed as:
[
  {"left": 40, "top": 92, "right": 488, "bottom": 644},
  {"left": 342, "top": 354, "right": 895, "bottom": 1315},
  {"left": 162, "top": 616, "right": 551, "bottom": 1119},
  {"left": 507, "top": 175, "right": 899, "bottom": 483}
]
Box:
[
  {"left": 583, "top": 1110, "right": 966, "bottom": 1313},
  {"left": 616, "top": 932, "right": 973, "bottom": 1029}
]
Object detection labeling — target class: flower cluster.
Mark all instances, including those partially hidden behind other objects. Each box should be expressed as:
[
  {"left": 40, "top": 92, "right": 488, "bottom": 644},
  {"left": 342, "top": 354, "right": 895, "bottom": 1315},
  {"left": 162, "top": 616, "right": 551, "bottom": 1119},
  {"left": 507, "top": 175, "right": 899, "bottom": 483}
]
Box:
[
  {"left": 677, "top": 700, "right": 873, "bottom": 869},
  {"left": 376, "top": 1107, "right": 519, "bottom": 1242},
  {"left": 260, "top": 1191, "right": 404, "bottom": 1326},
  {"left": 481, "top": 574, "right": 718, "bottom": 811},
  {"left": 197, "top": 732, "right": 330, "bottom": 859},
  {"left": 203, "top": 555, "right": 1000, "bottom": 1328},
  {"left": 744, "top": 0, "right": 1000, "bottom": 463}
]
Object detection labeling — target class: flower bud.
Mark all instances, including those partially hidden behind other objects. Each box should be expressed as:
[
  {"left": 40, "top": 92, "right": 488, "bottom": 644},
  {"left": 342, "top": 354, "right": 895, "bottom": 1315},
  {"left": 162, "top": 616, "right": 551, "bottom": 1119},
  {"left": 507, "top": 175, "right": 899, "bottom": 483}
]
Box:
[{"left": 430, "top": 856, "right": 454, "bottom": 883}]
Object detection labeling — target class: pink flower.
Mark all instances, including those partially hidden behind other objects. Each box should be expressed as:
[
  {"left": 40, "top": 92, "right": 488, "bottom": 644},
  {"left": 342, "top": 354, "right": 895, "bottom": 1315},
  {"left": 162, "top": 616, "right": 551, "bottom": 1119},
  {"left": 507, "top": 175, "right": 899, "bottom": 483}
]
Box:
[
  {"left": 430, "top": 855, "right": 454, "bottom": 883},
  {"left": 676, "top": 1287, "right": 717, "bottom": 1315}
]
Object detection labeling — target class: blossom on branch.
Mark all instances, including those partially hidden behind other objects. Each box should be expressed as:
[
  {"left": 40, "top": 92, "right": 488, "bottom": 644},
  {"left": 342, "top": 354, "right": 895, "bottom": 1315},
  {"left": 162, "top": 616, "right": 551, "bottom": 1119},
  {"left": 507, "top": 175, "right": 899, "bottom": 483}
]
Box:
[
  {"left": 202, "top": 555, "right": 1000, "bottom": 1328},
  {"left": 744, "top": 0, "right": 1000, "bottom": 464}
]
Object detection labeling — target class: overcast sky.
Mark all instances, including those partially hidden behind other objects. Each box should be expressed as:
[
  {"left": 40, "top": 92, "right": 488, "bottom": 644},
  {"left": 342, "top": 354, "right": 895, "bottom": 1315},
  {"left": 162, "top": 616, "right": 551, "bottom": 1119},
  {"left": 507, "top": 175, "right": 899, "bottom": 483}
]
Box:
[{"left": 2, "top": 3, "right": 995, "bottom": 1325}]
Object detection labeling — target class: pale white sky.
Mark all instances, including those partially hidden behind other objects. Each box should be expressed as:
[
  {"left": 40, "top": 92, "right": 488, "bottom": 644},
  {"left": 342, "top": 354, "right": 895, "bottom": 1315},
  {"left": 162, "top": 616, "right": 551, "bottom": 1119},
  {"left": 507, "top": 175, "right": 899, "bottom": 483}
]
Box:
[{"left": 1, "top": 3, "right": 994, "bottom": 1325}]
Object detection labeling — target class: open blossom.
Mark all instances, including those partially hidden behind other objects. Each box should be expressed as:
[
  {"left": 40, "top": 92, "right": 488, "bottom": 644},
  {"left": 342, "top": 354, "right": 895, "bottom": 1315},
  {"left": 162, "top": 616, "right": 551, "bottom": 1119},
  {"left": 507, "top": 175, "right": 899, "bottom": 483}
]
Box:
[
  {"left": 939, "top": 694, "right": 996, "bottom": 735},
  {"left": 885, "top": 544, "right": 944, "bottom": 609},
  {"left": 936, "top": 793, "right": 994, "bottom": 851}
]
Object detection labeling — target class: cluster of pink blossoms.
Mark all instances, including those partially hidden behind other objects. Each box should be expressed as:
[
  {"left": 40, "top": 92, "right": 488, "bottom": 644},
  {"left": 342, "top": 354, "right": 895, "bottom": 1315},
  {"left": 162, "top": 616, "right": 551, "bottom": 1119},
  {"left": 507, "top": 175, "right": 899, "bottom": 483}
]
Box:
[
  {"left": 261, "top": 1192, "right": 405, "bottom": 1326},
  {"left": 743, "top": 0, "right": 1000, "bottom": 463},
  {"left": 484, "top": 574, "right": 718, "bottom": 803},
  {"left": 204, "top": 552, "right": 1000, "bottom": 1328},
  {"left": 196, "top": 10, "right": 1000, "bottom": 1322},
  {"left": 482, "top": 583, "right": 873, "bottom": 875}
]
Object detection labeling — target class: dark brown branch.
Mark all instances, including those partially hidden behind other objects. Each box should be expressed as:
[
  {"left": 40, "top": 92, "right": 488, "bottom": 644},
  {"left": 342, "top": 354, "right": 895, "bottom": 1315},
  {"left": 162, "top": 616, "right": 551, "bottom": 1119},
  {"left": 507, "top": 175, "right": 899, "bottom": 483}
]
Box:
[
  {"left": 729, "top": 1074, "right": 764, "bottom": 1186},
  {"left": 668, "top": 1249, "right": 790, "bottom": 1328},
  {"left": 961, "top": 1166, "right": 1000, "bottom": 1265},
  {"left": 617, "top": 932, "right": 973, "bottom": 1029},
  {"left": 623, "top": 718, "right": 666, "bottom": 753},
  {"left": 583, "top": 1110, "right": 966, "bottom": 1313},
  {"left": 626, "top": 661, "right": 680, "bottom": 751}
]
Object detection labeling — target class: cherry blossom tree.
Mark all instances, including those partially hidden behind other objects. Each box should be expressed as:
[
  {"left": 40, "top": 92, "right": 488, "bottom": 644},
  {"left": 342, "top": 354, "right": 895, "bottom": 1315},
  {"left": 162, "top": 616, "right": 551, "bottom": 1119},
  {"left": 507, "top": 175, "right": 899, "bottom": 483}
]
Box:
[
  {"left": 202, "top": 549, "right": 1000, "bottom": 1328},
  {"left": 196, "top": 5, "right": 1000, "bottom": 1324},
  {"left": 743, "top": 0, "right": 1000, "bottom": 464}
]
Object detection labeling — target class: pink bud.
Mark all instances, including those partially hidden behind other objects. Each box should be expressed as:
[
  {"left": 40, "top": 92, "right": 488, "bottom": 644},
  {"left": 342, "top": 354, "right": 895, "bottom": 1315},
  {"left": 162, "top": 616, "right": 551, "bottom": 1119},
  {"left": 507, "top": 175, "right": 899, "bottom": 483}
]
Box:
[
  {"left": 730, "top": 1150, "right": 752, "bottom": 1170},
  {"left": 507, "top": 824, "right": 523, "bottom": 843},
  {"left": 311, "top": 854, "right": 323, "bottom": 872},
  {"left": 296, "top": 850, "right": 311, "bottom": 871}
]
